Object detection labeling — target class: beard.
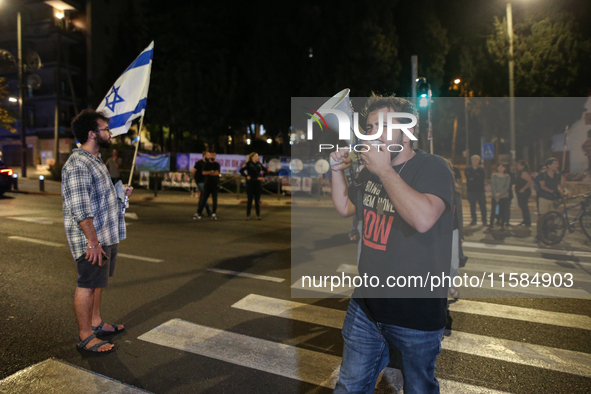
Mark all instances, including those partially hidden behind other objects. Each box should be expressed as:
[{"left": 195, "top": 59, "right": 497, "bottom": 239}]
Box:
[
  {"left": 96, "top": 133, "right": 111, "bottom": 149},
  {"left": 389, "top": 133, "right": 406, "bottom": 162}
]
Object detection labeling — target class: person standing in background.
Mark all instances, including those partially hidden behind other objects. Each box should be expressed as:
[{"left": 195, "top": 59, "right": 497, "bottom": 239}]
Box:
[
  {"left": 488, "top": 163, "right": 511, "bottom": 231},
  {"left": 239, "top": 152, "right": 268, "bottom": 220},
  {"left": 192, "top": 151, "right": 212, "bottom": 219},
  {"left": 105, "top": 149, "right": 122, "bottom": 185},
  {"left": 515, "top": 160, "right": 534, "bottom": 226},
  {"left": 536, "top": 158, "right": 564, "bottom": 215},
  {"left": 195, "top": 151, "right": 220, "bottom": 220},
  {"left": 582, "top": 130, "right": 591, "bottom": 172},
  {"left": 465, "top": 155, "right": 487, "bottom": 226}
]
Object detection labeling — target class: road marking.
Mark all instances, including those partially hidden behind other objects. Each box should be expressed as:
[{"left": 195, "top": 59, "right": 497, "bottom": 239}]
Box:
[
  {"left": 138, "top": 318, "right": 341, "bottom": 388},
  {"left": 464, "top": 251, "right": 588, "bottom": 267},
  {"left": 8, "top": 236, "right": 64, "bottom": 247},
  {"left": 208, "top": 268, "right": 285, "bottom": 282},
  {"left": 463, "top": 241, "right": 591, "bottom": 258},
  {"left": 6, "top": 216, "right": 61, "bottom": 225},
  {"left": 125, "top": 212, "right": 138, "bottom": 220},
  {"left": 438, "top": 379, "right": 510, "bottom": 394},
  {"left": 448, "top": 300, "right": 591, "bottom": 330},
  {"left": 463, "top": 220, "right": 537, "bottom": 227},
  {"left": 235, "top": 293, "right": 591, "bottom": 331},
  {"left": 232, "top": 294, "right": 591, "bottom": 378},
  {"left": 139, "top": 319, "right": 511, "bottom": 393},
  {"left": 232, "top": 293, "right": 346, "bottom": 328},
  {"left": 0, "top": 358, "right": 152, "bottom": 393},
  {"left": 117, "top": 253, "right": 164, "bottom": 263}
]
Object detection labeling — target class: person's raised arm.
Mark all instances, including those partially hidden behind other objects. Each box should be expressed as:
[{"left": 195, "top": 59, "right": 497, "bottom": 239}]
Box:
[
  {"left": 361, "top": 148, "right": 449, "bottom": 233},
  {"left": 330, "top": 148, "right": 355, "bottom": 218}
]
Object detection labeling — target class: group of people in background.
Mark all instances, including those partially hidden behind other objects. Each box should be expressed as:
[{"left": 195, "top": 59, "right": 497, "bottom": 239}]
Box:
[
  {"left": 463, "top": 154, "right": 564, "bottom": 232},
  {"left": 192, "top": 151, "right": 268, "bottom": 221}
]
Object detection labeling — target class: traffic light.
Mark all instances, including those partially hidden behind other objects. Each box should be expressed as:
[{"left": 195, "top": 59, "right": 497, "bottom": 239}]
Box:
[{"left": 417, "top": 77, "right": 430, "bottom": 107}]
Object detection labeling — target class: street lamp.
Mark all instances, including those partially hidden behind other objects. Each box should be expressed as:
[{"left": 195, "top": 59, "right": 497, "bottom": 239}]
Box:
[
  {"left": 507, "top": 2, "right": 516, "bottom": 164},
  {"left": 17, "top": 10, "right": 26, "bottom": 177},
  {"left": 455, "top": 78, "right": 470, "bottom": 166}
]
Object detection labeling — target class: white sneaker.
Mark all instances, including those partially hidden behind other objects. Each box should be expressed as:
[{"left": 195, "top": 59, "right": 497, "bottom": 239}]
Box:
[
  {"left": 211, "top": 213, "right": 218, "bottom": 220},
  {"left": 193, "top": 214, "right": 201, "bottom": 220}
]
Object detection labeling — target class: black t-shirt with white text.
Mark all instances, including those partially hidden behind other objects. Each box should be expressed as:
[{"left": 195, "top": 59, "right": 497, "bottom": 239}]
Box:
[{"left": 347, "top": 149, "right": 454, "bottom": 331}]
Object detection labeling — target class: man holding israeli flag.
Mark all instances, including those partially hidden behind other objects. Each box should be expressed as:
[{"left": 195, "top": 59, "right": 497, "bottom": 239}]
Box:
[{"left": 60, "top": 42, "right": 153, "bottom": 353}]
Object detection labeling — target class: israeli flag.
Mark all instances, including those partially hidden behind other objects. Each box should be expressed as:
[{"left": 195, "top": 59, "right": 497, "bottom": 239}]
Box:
[{"left": 97, "top": 41, "right": 154, "bottom": 136}]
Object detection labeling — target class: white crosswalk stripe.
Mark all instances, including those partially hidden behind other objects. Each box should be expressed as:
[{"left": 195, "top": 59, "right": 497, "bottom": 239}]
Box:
[
  {"left": 0, "top": 359, "right": 151, "bottom": 394},
  {"left": 231, "top": 294, "right": 591, "bottom": 378},
  {"left": 448, "top": 300, "right": 591, "bottom": 330},
  {"left": 138, "top": 318, "right": 513, "bottom": 393},
  {"left": 463, "top": 251, "right": 587, "bottom": 268},
  {"left": 463, "top": 241, "right": 591, "bottom": 258},
  {"left": 138, "top": 318, "right": 342, "bottom": 389}
]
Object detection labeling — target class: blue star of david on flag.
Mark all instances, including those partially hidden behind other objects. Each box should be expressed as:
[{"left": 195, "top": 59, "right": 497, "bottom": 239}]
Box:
[
  {"left": 105, "top": 86, "right": 125, "bottom": 112},
  {"left": 96, "top": 41, "right": 153, "bottom": 136}
]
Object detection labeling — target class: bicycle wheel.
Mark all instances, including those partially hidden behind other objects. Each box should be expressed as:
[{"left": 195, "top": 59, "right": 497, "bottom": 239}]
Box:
[
  {"left": 579, "top": 210, "right": 591, "bottom": 240},
  {"left": 537, "top": 211, "right": 567, "bottom": 245}
]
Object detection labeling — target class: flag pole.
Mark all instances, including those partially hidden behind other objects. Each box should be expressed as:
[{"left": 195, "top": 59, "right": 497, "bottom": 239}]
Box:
[
  {"left": 123, "top": 115, "right": 144, "bottom": 213},
  {"left": 127, "top": 114, "right": 144, "bottom": 186}
]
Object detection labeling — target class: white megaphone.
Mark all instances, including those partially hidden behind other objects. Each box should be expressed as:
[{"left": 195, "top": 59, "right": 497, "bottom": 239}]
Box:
[
  {"left": 316, "top": 88, "right": 363, "bottom": 166},
  {"left": 317, "top": 88, "right": 355, "bottom": 143}
]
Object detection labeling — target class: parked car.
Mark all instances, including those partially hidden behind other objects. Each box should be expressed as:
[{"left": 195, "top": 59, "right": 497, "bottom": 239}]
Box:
[{"left": 0, "top": 162, "right": 13, "bottom": 196}]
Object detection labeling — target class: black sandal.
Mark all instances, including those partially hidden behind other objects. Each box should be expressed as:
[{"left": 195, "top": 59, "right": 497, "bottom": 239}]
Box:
[
  {"left": 92, "top": 321, "right": 125, "bottom": 336},
  {"left": 77, "top": 333, "right": 114, "bottom": 353}
]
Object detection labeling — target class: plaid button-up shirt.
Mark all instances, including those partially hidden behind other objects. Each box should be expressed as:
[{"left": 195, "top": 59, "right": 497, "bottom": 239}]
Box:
[{"left": 62, "top": 149, "right": 126, "bottom": 260}]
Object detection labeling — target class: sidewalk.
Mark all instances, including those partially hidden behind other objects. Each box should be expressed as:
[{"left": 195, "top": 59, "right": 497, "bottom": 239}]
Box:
[
  {"left": 6, "top": 166, "right": 546, "bottom": 210},
  {"left": 6, "top": 166, "right": 334, "bottom": 207}
]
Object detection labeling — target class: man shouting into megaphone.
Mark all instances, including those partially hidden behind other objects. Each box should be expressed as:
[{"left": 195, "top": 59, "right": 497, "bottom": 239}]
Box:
[{"left": 330, "top": 95, "right": 454, "bottom": 394}]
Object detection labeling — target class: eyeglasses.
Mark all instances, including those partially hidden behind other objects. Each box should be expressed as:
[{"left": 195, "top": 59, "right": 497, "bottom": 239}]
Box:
[{"left": 96, "top": 127, "right": 110, "bottom": 133}]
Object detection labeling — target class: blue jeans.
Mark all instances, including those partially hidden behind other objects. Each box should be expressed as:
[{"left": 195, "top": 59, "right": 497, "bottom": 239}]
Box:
[
  {"left": 334, "top": 299, "right": 444, "bottom": 394},
  {"left": 196, "top": 183, "right": 212, "bottom": 216}
]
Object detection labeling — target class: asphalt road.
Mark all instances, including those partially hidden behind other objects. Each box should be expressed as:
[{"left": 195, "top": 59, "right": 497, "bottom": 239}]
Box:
[{"left": 0, "top": 192, "right": 590, "bottom": 393}]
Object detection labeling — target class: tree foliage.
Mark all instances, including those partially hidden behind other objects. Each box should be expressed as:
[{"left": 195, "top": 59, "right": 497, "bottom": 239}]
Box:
[
  {"left": 0, "top": 77, "right": 16, "bottom": 133},
  {"left": 487, "top": 11, "right": 591, "bottom": 97}
]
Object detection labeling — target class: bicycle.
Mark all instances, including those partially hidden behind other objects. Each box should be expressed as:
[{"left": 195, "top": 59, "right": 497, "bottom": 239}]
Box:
[{"left": 537, "top": 191, "right": 591, "bottom": 245}]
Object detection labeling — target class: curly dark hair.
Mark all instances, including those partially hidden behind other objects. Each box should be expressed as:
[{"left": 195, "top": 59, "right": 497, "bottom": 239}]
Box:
[
  {"left": 362, "top": 94, "right": 418, "bottom": 120},
  {"left": 71, "top": 109, "right": 109, "bottom": 144},
  {"left": 362, "top": 94, "right": 419, "bottom": 147}
]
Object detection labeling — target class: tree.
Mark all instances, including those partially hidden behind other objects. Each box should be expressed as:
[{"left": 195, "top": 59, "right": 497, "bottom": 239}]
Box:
[
  {"left": 487, "top": 11, "right": 591, "bottom": 97},
  {"left": 0, "top": 77, "right": 16, "bottom": 133}
]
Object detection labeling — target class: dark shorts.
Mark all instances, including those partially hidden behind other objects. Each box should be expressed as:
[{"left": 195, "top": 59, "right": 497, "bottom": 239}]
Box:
[{"left": 76, "top": 244, "right": 118, "bottom": 289}]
